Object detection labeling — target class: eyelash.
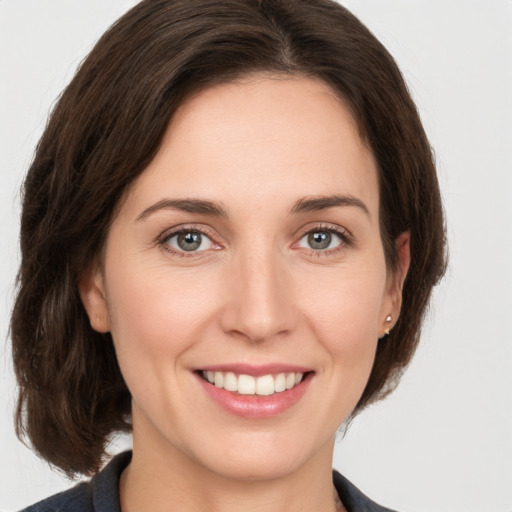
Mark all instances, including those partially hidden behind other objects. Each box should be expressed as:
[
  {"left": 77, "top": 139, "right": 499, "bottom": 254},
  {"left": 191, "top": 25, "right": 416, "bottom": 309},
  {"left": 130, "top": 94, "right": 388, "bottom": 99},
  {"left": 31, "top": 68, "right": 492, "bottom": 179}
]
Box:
[
  {"left": 157, "top": 225, "right": 220, "bottom": 258},
  {"left": 295, "top": 223, "right": 354, "bottom": 257},
  {"left": 157, "top": 223, "right": 353, "bottom": 259}
]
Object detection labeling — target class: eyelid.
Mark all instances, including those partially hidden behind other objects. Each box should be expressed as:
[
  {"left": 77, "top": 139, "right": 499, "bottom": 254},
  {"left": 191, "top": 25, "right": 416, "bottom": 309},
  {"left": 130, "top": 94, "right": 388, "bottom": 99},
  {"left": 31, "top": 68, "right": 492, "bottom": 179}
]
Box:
[
  {"left": 295, "top": 222, "right": 353, "bottom": 241},
  {"left": 293, "top": 222, "right": 354, "bottom": 252},
  {"left": 157, "top": 224, "right": 222, "bottom": 256},
  {"left": 155, "top": 222, "right": 353, "bottom": 258}
]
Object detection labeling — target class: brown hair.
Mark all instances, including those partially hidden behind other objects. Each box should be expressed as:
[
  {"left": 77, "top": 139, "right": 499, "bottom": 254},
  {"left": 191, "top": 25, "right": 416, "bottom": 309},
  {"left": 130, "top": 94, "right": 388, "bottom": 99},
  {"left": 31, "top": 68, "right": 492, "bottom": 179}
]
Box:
[{"left": 11, "top": 0, "right": 446, "bottom": 476}]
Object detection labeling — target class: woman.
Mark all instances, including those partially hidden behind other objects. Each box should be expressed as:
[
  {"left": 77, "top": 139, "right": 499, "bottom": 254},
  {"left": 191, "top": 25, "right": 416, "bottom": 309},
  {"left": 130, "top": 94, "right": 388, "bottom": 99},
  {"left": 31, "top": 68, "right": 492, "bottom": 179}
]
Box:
[{"left": 11, "top": 0, "right": 446, "bottom": 511}]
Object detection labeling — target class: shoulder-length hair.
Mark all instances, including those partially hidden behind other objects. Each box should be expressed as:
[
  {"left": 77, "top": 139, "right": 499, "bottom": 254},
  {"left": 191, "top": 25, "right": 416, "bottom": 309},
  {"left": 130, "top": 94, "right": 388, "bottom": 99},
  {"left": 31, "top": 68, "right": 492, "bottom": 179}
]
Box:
[{"left": 11, "top": 0, "right": 446, "bottom": 476}]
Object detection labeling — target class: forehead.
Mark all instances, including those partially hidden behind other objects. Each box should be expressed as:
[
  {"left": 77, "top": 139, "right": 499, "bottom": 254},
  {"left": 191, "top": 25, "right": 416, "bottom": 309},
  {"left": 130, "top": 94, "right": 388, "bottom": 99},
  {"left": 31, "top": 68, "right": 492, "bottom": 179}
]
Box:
[{"left": 124, "top": 75, "right": 379, "bottom": 217}]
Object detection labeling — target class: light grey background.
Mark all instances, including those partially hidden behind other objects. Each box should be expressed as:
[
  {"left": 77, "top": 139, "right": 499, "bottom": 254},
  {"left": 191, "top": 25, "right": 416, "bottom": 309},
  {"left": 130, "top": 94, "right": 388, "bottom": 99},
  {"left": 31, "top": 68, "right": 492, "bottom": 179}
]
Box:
[{"left": 1, "top": 1, "right": 511, "bottom": 511}]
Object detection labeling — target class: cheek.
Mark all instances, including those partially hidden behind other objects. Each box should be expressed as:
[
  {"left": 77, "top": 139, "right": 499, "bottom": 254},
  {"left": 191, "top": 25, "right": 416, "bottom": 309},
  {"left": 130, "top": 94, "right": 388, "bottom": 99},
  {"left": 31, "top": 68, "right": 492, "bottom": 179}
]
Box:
[
  {"left": 110, "top": 267, "right": 215, "bottom": 334},
  {"left": 104, "top": 263, "right": 219, "bottom": 385},
  {"left": 299, "top": 264, "right": 386, "bottom": 370}
]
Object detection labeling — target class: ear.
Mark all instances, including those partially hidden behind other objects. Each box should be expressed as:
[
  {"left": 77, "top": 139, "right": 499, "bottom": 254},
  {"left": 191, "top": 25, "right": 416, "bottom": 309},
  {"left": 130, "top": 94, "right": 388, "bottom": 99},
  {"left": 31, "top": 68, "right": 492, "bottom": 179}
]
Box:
[
  {"left": 379, "top": 232, "right": 411, "bottom": 337},
  {"left": 78, "top": 265, "right": 111, "bottom": 333}
]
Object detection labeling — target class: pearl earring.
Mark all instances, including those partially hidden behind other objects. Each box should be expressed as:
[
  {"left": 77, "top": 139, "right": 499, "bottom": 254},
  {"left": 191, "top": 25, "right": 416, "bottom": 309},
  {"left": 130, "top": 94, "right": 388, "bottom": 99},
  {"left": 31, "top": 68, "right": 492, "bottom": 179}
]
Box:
[
  {"left": 384, "top": 315, "right": 393, "bottom": 335},
  {"left": 378, "top": 315, "right": 393, "bottom": 339}
]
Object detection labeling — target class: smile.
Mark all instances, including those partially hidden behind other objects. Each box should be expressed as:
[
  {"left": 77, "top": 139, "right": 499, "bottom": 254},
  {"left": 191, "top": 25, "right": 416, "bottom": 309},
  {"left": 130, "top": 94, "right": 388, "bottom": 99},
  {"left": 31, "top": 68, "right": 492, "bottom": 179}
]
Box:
[
  {"left": 201, "top": 370, "right": 304, "bottom": 396},
  {"left": 196, "top": 364, "right": 313, "bottom": 418}
]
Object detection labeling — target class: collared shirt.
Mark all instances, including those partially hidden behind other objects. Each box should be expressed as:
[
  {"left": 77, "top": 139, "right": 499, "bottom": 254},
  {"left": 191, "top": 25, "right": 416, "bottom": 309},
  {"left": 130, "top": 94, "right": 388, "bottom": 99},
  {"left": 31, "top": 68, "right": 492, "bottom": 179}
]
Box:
[{"left": 20, "top": 451, "right": 397, "bottom": 512}]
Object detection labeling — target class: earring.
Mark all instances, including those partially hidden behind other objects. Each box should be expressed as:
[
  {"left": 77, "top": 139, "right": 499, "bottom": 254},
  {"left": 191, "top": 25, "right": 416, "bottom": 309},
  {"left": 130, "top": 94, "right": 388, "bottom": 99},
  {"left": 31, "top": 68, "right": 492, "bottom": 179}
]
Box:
[
  {"left": 384, "top": 315, "right": 393, "bottom": 335},
  {"left": 379, "top": 315, "right": 393, "bottom": 339}
]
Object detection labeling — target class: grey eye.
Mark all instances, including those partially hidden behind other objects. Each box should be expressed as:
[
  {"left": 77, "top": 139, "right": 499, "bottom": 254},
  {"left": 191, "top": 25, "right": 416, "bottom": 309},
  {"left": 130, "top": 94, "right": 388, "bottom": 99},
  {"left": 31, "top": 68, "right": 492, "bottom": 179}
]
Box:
[
  {"left": 308, "top": 231, "right": 332, "bottom": 250},
  {"left": 298, "top": 230, "right": 342, "bottom": 251},
  {"left": 167, "top": 231, "right": 214, "bottom": 252}
]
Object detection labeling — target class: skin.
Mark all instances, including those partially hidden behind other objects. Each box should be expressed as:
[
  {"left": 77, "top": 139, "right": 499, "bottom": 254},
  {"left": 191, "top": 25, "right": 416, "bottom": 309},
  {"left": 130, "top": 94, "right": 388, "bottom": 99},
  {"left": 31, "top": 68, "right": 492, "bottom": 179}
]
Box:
[{"left": 80, "top": 75, "right": 409, "bottom": 512}]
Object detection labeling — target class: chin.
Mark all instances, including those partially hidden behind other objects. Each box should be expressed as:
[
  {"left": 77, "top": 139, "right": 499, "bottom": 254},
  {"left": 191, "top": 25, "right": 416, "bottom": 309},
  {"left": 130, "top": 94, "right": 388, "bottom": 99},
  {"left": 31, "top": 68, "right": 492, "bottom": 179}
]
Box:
[
  {"left": 202, "top": 452, "right": 308, "bottom": 482},
  {"left": 185, "top": 428, "right": 333, "bottom": 483}
]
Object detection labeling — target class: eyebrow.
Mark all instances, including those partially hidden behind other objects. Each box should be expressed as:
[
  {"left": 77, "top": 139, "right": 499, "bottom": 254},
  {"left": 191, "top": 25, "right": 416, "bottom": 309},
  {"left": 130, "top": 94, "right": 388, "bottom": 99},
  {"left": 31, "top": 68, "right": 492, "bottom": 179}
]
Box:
[
  {"left": 290, "top": 194, "right": 370, "bottom": 217},
  {"left": 136, "top": 198, "right": 229, "bottom": 222},
  {"left": 136, "top": 193, "right": 370, "bottom": 222}
]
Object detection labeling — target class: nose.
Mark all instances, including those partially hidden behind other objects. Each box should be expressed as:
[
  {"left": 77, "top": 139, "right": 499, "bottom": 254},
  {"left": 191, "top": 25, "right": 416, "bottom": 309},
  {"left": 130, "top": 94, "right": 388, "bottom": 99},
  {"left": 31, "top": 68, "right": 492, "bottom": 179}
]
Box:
[{"left": 219, "top": 244, "right": 297, "bottom": 343}]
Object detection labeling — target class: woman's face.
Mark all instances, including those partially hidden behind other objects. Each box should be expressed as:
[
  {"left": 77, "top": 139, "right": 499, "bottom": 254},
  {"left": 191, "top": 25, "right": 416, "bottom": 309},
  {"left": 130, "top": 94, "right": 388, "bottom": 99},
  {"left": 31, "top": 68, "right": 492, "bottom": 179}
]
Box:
[{"left": 81, "top": 75, "right": 406, "bottom": 480}]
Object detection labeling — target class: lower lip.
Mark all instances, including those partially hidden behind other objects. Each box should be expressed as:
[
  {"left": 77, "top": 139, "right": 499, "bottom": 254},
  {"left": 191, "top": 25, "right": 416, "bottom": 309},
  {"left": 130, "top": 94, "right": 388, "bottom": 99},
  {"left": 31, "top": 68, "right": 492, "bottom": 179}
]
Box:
[{"left": 196, "top": 373, "right": 312, "bottom": 419}]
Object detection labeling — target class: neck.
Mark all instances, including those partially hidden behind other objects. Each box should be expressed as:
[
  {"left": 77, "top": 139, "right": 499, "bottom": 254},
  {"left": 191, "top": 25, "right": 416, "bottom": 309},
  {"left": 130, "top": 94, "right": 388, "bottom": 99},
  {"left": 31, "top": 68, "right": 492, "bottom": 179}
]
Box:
[{"left": 120, "top": 416, "right": 343, "bottom": 512}]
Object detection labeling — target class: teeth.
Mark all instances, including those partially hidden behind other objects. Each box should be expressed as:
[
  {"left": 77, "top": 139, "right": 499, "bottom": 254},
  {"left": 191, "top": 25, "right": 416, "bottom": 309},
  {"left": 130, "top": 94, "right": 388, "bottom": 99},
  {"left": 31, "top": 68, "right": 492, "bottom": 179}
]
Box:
[
  {"left": 255, "top": 375, "right": 274, "bottom": 396},
  {"left": 224, "top": 372, "right": 237, "bottom": 392},
  {"left": 274, "top": 373, "right": 286, "bottom": 392},
  {"left": 238, "top": 374, "right": 256, "bottom": 395},
  {"left": 214, "top": 372, "right": 224, "bottom": 388},
  {"left": 201, "top": 371, "right": 305, "bottom": 396}
]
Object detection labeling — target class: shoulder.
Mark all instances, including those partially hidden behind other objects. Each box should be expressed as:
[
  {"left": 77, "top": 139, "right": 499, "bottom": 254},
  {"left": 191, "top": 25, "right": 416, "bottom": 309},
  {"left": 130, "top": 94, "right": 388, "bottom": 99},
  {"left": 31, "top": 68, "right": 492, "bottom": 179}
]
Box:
[
  {"left": 18, "top": 452, "right": 131, "bottom": 512},
  {"left": 19, "top": 482, "right": 92, "bottom": 512},
  {"left": 333, "top": 470, "right": 399, "bottom": 512}
]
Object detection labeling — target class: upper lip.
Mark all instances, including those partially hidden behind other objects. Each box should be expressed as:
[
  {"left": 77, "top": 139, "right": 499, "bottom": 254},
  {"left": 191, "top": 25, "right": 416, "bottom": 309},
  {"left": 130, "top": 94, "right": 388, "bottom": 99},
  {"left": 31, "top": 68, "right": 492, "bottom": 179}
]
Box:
[{"left": 197, "top": 363, "right": 313, "bottom": 377}]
